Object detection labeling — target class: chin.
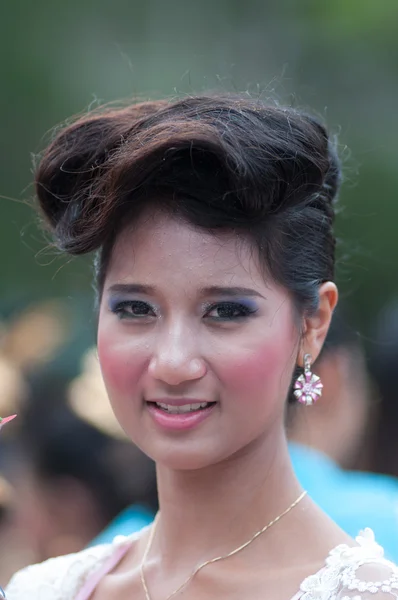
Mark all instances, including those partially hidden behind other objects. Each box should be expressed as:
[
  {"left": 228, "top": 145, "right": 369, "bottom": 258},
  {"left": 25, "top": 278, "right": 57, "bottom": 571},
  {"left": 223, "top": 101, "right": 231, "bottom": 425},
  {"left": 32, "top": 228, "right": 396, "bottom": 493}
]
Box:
[
  {"left": 158, "top": 456, "right": 213, "bottom": 471},
  {"left": 137, "top": 437, "right": 231, "bottom": 472}
]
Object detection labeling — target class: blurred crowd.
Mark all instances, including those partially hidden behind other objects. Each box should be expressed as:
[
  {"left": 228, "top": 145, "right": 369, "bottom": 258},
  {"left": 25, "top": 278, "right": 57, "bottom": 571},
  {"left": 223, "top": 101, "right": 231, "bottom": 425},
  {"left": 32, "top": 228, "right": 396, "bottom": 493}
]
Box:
[
  {"left": 0, "top": 300, "right": 157, "bottom": 581},
  {"left": 1, "top": 296, "right": 398, "bottom": 581}
]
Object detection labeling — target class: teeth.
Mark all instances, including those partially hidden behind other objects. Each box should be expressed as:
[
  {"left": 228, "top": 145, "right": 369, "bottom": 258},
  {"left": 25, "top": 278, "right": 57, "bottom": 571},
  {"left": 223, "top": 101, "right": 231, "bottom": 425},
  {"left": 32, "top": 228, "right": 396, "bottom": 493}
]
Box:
[{"left": 155, "top": 402, "right": 210, "bottom": 414}]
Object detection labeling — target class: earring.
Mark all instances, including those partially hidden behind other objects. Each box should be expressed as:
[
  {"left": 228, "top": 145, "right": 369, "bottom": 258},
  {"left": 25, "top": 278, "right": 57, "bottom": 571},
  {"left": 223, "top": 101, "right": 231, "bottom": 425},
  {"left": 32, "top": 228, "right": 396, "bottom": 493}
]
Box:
[{"left": 293, "top": 353, "right": 323, "bottom": 406}]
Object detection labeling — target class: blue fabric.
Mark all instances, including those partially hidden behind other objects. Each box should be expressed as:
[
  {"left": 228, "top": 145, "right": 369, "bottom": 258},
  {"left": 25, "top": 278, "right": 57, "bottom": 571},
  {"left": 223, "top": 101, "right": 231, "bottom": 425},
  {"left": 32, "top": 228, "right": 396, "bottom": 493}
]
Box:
[
  {"left": 289, "top": 443, "right": 398, "bottom": 562},
  {"left": 91, "top": 444, "right": 398, "bottom": 562},
  {"left": 88, "top": 505, "right": 154, "bottom": 547}
]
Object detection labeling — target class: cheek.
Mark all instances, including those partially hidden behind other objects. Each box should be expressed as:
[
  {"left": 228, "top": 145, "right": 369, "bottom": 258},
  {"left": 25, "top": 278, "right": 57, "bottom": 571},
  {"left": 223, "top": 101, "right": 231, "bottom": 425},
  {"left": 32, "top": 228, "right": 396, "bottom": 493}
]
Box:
[
  {"left": 97, "top": 318, "right": 147, "bottom": 401},
  {"left": 219, "top": 330, "right": 296, "bottom": 400}
]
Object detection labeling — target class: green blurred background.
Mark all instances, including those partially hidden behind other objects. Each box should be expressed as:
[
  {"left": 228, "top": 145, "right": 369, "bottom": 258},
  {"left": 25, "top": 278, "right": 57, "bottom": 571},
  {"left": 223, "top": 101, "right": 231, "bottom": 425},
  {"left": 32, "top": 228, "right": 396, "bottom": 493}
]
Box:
[{"left": 1, "top": 0, "right": 397, "bottom": 335}]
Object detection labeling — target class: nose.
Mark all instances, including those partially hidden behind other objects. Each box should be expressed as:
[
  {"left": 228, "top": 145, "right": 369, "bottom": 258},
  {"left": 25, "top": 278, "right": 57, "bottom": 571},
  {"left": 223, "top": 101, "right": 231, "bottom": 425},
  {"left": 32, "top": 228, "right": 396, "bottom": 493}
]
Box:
[{"left": 148, "top": 322, "right": 207, "bottom": 386}]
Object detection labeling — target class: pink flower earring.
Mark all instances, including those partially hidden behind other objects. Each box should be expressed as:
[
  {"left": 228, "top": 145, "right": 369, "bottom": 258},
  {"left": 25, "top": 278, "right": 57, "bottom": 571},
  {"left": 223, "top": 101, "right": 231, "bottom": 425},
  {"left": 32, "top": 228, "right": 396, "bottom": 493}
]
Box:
[{"left": 293, "top": 354, "right": 323, "bottom": 406}]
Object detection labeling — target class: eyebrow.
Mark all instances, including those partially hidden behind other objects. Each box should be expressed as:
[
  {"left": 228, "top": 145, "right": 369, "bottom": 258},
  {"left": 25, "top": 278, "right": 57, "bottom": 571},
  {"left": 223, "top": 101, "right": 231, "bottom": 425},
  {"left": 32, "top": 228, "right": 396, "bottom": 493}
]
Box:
[
  {"left": 107, "top": 284, "right": 157, "bottom": 295},
  {"left": 198, "top": 286, "right": 265, "bottom": 299},
  {"left": 107, "top": 283, "right": 265, "bottom": 299}
]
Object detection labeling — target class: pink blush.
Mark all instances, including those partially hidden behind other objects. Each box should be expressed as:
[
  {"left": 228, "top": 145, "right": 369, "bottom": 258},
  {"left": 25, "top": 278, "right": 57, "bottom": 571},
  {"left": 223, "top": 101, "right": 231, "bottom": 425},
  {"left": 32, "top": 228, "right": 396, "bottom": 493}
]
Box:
[
  {"left": 218, "top": 333, "right": 296, "bottom": 405},
  {"left": 97, "top": 331, "right": 147, "bottom": 400}
]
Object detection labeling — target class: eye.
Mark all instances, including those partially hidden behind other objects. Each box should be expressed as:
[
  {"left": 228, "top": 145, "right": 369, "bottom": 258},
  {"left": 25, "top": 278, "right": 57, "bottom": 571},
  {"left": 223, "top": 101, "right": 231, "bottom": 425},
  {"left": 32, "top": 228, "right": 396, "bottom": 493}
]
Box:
[
  {"left": 205, "top": 302, "right": 257, "bottom": 321},
  {"left": 110, "top": 300, "right": 156, "bottom": 320}
]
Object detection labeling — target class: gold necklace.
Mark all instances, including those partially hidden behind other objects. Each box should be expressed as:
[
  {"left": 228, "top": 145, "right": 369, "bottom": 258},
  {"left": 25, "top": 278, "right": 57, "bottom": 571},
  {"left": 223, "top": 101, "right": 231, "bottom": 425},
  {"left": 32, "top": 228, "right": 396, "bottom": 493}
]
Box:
[{"left": 140, "top": 490, "right": 307, "bottom": 600}]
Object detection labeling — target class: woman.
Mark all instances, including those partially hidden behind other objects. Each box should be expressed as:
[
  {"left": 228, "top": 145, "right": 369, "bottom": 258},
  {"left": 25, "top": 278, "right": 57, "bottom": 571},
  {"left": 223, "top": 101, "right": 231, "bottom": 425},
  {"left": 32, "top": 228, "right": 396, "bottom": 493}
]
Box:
[{"left": 6, "top": 95, "right": 398, "bottom": 599}]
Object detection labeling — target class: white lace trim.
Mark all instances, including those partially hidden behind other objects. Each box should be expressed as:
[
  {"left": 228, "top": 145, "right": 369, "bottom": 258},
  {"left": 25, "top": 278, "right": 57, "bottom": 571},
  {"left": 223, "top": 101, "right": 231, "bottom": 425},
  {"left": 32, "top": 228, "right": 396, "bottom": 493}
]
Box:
[
  {"left": 4, "top": 529, "right": 398, "bottom": 600},
  {"left": 5, "top": 535, "right": 131, "bottom": 600},
  {"left": 299, "top": 529, "right": 398, "bottom": 600}
]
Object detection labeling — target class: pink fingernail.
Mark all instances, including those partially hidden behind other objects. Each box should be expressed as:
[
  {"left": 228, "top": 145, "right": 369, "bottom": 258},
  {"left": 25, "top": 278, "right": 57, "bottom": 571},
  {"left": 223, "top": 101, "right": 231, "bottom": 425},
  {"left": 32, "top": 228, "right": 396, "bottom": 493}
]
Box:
[{"left": 0, "top": 414, "right": 17, "bottom": 426}]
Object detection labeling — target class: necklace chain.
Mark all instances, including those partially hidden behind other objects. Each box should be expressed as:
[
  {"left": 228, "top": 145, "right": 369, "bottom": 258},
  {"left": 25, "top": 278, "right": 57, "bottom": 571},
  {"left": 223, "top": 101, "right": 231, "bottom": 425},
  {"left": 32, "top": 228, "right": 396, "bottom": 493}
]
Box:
[{"left": 140, "top": 490, "right": 307, "bottom": 600}]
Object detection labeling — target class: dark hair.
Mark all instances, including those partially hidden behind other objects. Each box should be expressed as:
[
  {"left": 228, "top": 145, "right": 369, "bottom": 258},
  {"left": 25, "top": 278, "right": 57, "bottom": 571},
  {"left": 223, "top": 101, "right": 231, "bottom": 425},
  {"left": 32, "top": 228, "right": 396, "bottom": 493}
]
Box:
[
  {"left": 35, "top": 95, "right": 341, "bottom": 314},
  {"left": 19, "top": 373, "right": 158, "bottom": 522},
  {"left": 288, "top": 304, "right": 363, "bottom": 405},
  {"left": 318, "top": 304, "right": 362, "bottom": 359}
]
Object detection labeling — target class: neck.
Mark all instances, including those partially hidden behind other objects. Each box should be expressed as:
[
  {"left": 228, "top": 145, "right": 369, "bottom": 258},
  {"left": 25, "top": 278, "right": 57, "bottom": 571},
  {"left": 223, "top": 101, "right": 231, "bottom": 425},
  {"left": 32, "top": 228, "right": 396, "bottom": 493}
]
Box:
[{"left": 154, "top": 429, "right": 303, "bottom": 568}]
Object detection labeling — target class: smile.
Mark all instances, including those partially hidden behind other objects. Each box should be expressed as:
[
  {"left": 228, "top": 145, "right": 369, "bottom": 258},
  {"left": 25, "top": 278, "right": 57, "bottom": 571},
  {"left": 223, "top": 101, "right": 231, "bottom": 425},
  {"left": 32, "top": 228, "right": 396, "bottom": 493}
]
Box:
[
  {"left": 154, "top": 401, "right": 213, "bottom": 414},
  {"left": 146, "top": 400, "right": 217, "bottom": 431}
]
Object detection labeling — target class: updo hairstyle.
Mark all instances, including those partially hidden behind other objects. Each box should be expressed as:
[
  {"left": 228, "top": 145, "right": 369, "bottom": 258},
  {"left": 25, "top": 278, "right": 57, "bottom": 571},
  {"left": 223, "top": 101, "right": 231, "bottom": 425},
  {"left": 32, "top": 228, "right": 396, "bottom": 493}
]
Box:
[{"left": 34, "top": 95, "right": 341, "bottom": 316}]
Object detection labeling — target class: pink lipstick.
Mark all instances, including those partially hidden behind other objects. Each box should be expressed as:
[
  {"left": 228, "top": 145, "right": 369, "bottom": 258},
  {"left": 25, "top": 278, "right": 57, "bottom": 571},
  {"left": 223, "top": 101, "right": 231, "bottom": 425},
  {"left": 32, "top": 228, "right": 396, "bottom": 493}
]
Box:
[{"left": 146, "top": 400, "right": 216, "bottom": 431}]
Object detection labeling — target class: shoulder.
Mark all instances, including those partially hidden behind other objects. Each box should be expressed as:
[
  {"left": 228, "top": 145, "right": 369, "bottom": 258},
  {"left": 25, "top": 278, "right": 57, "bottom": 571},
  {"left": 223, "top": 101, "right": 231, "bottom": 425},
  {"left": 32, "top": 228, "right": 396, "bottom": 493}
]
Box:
[
  {"left": 4, "top": 536, "right": 129, "bottom": 600},
  {"left": 299, "top": 529, "right": 398, "bottom": 600}
]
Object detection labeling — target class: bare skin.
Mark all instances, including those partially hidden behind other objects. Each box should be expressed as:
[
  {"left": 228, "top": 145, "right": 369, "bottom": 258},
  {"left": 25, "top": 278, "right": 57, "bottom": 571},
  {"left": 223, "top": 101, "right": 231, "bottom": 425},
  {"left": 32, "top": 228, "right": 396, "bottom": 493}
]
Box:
[{"left": 92, "top": 210, "right": 347, "bottom": 600}]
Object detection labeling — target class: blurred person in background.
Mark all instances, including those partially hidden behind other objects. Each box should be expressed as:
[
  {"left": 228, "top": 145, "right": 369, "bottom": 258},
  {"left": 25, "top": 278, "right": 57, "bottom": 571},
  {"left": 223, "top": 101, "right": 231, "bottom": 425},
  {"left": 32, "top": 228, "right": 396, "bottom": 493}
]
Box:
[
  {"left": 367, "top": 300, "right": 398, "bottom": 479},
  {"left": 0, "top": 470, "right": 29, "bottom": 586},
  {"left": 288, "top": 306, "right": 398, "bottom": 560},
  {"left": 289, "top": 305, "right": 370, "bottom": 469},
  {"left": 0, "top": 347, "right": 32, "bottom": 582},
  {"left": 0, "top": 474, "right": 14, "bottom": 593},
  {"left": 0, "top": 454, "right": 33, "bottom": 585},
  {"left": 9, "top": 368, "right": 157, "bottom": 563}
]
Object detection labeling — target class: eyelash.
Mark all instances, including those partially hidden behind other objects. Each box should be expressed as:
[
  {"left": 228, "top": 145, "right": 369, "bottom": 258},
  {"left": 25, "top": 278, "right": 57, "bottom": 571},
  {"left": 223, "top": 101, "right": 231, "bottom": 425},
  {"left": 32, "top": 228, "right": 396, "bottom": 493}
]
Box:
[
  {"left": 110, "top": 300, "right": 257, "bottom": 322},
  {"left": 204, "top": 302, "right": 257, "bottom": 321},
  {"left": 111, "top": 300, "right": 156, "bottom": 319}
]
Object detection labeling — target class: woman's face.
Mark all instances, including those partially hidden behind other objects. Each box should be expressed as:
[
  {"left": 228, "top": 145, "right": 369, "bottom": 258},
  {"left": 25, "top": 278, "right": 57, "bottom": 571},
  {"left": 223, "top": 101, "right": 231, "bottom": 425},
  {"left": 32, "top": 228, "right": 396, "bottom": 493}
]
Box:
[{"left": 98, "top": 211, "right": 300, "bottom": 470}]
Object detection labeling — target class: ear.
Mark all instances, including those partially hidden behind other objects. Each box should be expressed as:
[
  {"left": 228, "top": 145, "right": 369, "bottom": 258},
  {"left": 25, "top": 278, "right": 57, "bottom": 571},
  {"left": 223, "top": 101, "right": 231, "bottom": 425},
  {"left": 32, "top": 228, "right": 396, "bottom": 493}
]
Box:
[{"left": 298, "top": 282, "right": 338, "bottom": 367}]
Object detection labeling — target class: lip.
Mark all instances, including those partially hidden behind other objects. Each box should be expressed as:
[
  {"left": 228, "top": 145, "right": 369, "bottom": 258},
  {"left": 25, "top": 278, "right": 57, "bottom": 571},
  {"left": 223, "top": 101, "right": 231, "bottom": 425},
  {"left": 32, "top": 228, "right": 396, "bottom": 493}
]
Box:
[
  {"left": 146, "top": 400, "right": 216, "bottom": 431},
  {"left": 146, "top": 398, "right": 212, "bottom": 406}
]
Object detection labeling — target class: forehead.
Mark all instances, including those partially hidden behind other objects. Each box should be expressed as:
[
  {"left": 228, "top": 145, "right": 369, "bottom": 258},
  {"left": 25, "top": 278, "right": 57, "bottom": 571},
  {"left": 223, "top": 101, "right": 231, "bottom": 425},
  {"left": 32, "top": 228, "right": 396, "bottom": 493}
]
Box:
[{"left": 106, "top": 211, "right": 265, "bottom": 288}]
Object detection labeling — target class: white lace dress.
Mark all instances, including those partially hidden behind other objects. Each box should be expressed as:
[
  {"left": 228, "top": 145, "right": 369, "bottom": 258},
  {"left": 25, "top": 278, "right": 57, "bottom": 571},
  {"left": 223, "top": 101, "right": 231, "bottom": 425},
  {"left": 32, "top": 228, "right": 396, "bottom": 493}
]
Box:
[{"left": 4, "top": 529, "right": 398, "bottom": 600}]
